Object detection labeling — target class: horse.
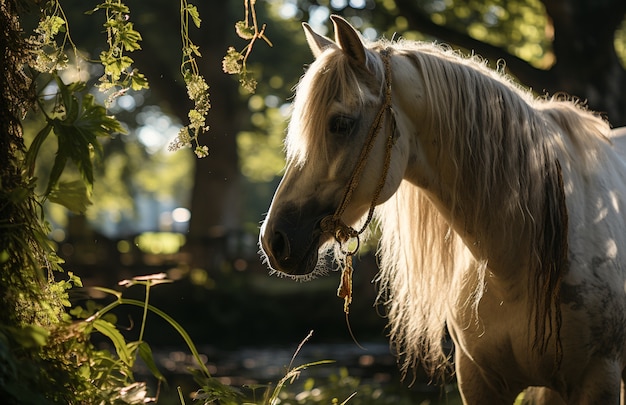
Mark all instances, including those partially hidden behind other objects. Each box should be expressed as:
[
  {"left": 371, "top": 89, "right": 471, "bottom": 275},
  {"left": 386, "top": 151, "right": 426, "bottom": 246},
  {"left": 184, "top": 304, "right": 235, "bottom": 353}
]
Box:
[{"left": 258, "top": 15, "right": 626, "bottom": 404}]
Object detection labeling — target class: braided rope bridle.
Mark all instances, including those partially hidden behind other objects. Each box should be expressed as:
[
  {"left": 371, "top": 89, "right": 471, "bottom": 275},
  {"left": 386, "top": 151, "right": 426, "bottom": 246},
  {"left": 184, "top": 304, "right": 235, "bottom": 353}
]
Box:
[{"left": 319, "top": 48, "right": 397, "bottom": 313}]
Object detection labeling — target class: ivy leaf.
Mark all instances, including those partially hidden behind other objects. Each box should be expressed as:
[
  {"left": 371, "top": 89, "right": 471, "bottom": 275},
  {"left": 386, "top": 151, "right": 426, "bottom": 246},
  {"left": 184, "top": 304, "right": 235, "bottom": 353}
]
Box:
[
  {"left": 129, "top": 70, "right": 149, "bottom": 91},
  {"left": 102, "top": 54, "right": 134, "bottom": 81},
  {"left": 48, "top": 180, "right": 92, "bottom": 213},
  {"left": 235, "top": 20, "right": 255, "bottom": 40},
  {"left": 185, "top": 4, "right": 202, "bottom": 28},
  {"left": 120, "top": 23, "right": 142, "bottom": 52}
]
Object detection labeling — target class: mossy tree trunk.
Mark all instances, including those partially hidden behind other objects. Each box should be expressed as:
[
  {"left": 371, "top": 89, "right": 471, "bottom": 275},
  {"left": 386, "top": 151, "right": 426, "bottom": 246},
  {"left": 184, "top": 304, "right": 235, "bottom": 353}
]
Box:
[{"left": 1, "top": 1, "right": 92, "bottom": 403}]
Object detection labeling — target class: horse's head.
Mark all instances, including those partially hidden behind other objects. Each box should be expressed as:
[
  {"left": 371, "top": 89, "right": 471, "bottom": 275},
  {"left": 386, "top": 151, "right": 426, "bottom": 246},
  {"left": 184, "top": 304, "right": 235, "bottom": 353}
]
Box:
[{"left": 259, "top": 16, "right": 411, "bottom": 278}]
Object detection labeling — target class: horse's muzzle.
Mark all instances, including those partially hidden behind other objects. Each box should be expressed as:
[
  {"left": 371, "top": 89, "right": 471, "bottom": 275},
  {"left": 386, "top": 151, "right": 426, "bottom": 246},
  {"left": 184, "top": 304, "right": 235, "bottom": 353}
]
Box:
[{"left": 259, "top": 219, "right": 323, "bottom": 275}]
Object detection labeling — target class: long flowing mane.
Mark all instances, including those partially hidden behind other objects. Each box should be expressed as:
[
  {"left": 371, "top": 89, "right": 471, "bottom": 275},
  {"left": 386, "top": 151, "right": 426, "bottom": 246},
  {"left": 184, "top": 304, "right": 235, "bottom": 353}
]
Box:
[{"left": 370, "top": 42, "right": 612, "bottom": 377}]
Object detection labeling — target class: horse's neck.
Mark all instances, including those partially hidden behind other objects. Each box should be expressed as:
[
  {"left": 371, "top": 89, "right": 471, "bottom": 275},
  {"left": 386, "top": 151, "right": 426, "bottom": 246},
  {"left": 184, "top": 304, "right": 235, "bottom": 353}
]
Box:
[
  {"left": 392, "top": 79, "right": 531, "bottom": 285},
  {"left": 419, "top": 183, "right": 532, "bottom": 284}
]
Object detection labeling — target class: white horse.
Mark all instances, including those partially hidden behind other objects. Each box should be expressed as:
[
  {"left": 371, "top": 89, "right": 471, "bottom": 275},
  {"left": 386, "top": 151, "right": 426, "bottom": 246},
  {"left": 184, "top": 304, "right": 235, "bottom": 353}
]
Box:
[{"left": 259, "top": 15, "right": 626, "bottom": 404}]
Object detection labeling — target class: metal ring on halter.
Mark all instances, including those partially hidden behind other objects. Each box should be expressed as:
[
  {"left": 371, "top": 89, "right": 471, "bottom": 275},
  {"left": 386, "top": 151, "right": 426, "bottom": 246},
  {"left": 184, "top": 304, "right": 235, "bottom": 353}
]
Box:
[
  {"left": 320, "top": 215, "right": 360, "bottom": 256},
  {"left": 341, "top": 234, "right": 360, "bottom": 256}
]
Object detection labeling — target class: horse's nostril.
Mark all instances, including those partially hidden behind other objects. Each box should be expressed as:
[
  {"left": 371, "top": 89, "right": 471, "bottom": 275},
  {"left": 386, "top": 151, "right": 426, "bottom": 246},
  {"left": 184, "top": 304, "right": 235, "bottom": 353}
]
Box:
[{"left": 270, "top": 230, "right": 290, "bottom": 261}]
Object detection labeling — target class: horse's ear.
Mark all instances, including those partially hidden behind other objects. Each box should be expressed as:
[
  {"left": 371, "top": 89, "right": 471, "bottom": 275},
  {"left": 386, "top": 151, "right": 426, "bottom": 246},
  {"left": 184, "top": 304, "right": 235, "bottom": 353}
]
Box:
[
  {"left": 331, "top": 15, "right": 366, "bottom": 66},
  {"left": 303, "top": 22, "right": 337, "bottom": 58}
]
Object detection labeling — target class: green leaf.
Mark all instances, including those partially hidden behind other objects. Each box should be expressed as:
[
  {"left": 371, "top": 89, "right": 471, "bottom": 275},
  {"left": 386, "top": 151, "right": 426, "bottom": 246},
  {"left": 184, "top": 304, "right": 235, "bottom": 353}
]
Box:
[
  {"left": 55, "top": 75, "right": 80, "bottom": 123},
  {"left": 130, "top": 70, "right": 149, "bottom": 91},
  {"left": 120, "top": 23, "right": 142, "bottom": 52},
  {"left": 185, "top": 5, "right": 202, "bottom": 28},
  {"left": 93, "top": 319, "right": 133, "bottom": 367},
  {"left": 136, "top": 341, "right": 166, "bottom": 381},
  {"left": 45, "top": 149, "right": 67, "bottom": 196},
  {"left": 101, "top": 53, "right": 134, "bottom": 80},
  {"left": 44, "top": 90, "right": 125, "bottom": 195},
  {"left": 120, "top": 298, "right": 212, "bottom": 378},
  {"left": 76, "top": 93, "right": 126, "bottom": 137},
  {"left": 24, "top": 123, "right": 53, "bottom": 177},
  {"left": 235, "top": 21, "right": 254, "bottom": 40},
  {"left": 92, "top": 286, "right": 123, "bottom": 300},
  {"left": 52, "top": 120, "right": 96, "bottom": 187},
  {"left": 68, "top": 271, "right": 83, "bottom": 287},
  {"left": 48, "top": 180, "right": 92, "bottom": 213}
]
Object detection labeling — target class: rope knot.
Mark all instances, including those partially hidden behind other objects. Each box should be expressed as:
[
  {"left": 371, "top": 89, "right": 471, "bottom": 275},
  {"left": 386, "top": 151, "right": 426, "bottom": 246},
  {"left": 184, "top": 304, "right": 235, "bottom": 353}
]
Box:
[{"left": 320, "top": 216, "right": 358, "bottom": 248}]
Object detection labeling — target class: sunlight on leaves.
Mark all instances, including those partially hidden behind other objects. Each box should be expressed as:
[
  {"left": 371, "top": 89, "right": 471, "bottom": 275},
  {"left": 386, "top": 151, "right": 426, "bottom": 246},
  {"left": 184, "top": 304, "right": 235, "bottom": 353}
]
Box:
[
  {"left": 222, "top": 0, "right": 273, "bottom": 94},
  {"left": 47, "top": 180, "right": 92, "bottom": 213}
]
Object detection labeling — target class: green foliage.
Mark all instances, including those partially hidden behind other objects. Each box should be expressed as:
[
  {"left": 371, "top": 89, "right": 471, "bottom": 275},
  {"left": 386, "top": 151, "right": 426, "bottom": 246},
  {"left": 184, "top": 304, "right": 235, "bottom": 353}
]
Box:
[
  {"left": 28, "top": 2, "right": 70, "bottom": 73},
  {"left": 31, "top": 75, "right": 126, "bottom": 203},
  {"left": 60, "top": 274, "right": 210, "bottom": 404},
  {"left": 86, "top": 0, "right": 149, "bottom": 97},
  {"left": 414, "top": 0, "right": 552, "bottom": 67},
  {"left": 222, "top": 0, "right": 273, "bottom": 93},
  {"left": 168, "top": 0, "right": 211, "bottom": 158},
  {"left": 4, "top": 0, "right": 215, "bottom": 401}
]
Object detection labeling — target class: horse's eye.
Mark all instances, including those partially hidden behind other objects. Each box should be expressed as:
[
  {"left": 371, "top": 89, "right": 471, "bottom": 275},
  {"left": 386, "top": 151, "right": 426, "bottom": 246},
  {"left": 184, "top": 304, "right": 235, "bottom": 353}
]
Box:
[{"left": 329, "top": 115, "right": 356, "bottom": 135}]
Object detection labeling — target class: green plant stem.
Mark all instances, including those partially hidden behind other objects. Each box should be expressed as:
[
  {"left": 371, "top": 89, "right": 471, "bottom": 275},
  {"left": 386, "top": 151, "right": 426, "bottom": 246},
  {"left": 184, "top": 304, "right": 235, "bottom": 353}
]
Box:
[
  {"left": 177, "top": 386, "right": 186, "bottom": 404},
  {"left": 87, "top": 293, "right": 211, "bottom": 378},
  {"left": 138, "top": 283, "right": 150, "bottom": 343}
]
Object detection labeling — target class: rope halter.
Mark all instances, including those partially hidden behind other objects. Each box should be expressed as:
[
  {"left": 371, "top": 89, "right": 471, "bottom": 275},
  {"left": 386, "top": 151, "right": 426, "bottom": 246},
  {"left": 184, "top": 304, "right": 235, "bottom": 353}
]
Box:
[{"left": 319, "top": 48, "right": 396, "bottom": 312}]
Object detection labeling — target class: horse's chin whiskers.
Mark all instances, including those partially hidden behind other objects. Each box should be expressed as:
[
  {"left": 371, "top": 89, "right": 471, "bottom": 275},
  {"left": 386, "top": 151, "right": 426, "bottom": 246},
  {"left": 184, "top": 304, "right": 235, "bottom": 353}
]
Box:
[
  {"left": 266, "top": 244, "right": 338, "bottom": 282},
  {"left": 268, "top": 268, "right": 329, "bottom": 282}
]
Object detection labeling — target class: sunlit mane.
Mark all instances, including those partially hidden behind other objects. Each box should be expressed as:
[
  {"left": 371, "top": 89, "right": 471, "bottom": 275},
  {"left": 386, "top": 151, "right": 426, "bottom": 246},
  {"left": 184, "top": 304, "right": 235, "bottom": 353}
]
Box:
[{"left": 285, "top": 46, "right": 385, "bottom": 166}]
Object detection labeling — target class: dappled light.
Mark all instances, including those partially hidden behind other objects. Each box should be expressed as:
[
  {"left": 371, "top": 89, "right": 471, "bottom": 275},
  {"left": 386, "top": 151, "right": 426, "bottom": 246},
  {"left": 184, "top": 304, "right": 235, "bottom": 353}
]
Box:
[
  {"left": 135, "top": 232, "right": 186, "bottom": 255},
  {"left": 4, "top": 0, "right": 626, "bottom": 403}
]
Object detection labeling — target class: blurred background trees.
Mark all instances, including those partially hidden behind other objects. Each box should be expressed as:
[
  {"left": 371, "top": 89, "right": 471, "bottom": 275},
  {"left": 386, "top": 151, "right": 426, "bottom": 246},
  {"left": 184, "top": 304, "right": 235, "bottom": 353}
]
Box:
[
  {"left": 48, "top": 0, "right": 626, "bottom": 261},
  {"left": 21, "top": 0, "right": 626, "bottom": 347}
]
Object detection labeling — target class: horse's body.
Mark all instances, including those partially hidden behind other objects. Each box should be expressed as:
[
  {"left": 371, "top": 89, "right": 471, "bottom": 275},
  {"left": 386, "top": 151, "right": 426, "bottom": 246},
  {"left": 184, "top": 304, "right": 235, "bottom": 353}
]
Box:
[{"left": 259, "top": 16, "right": 626, "bottom": 404}]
